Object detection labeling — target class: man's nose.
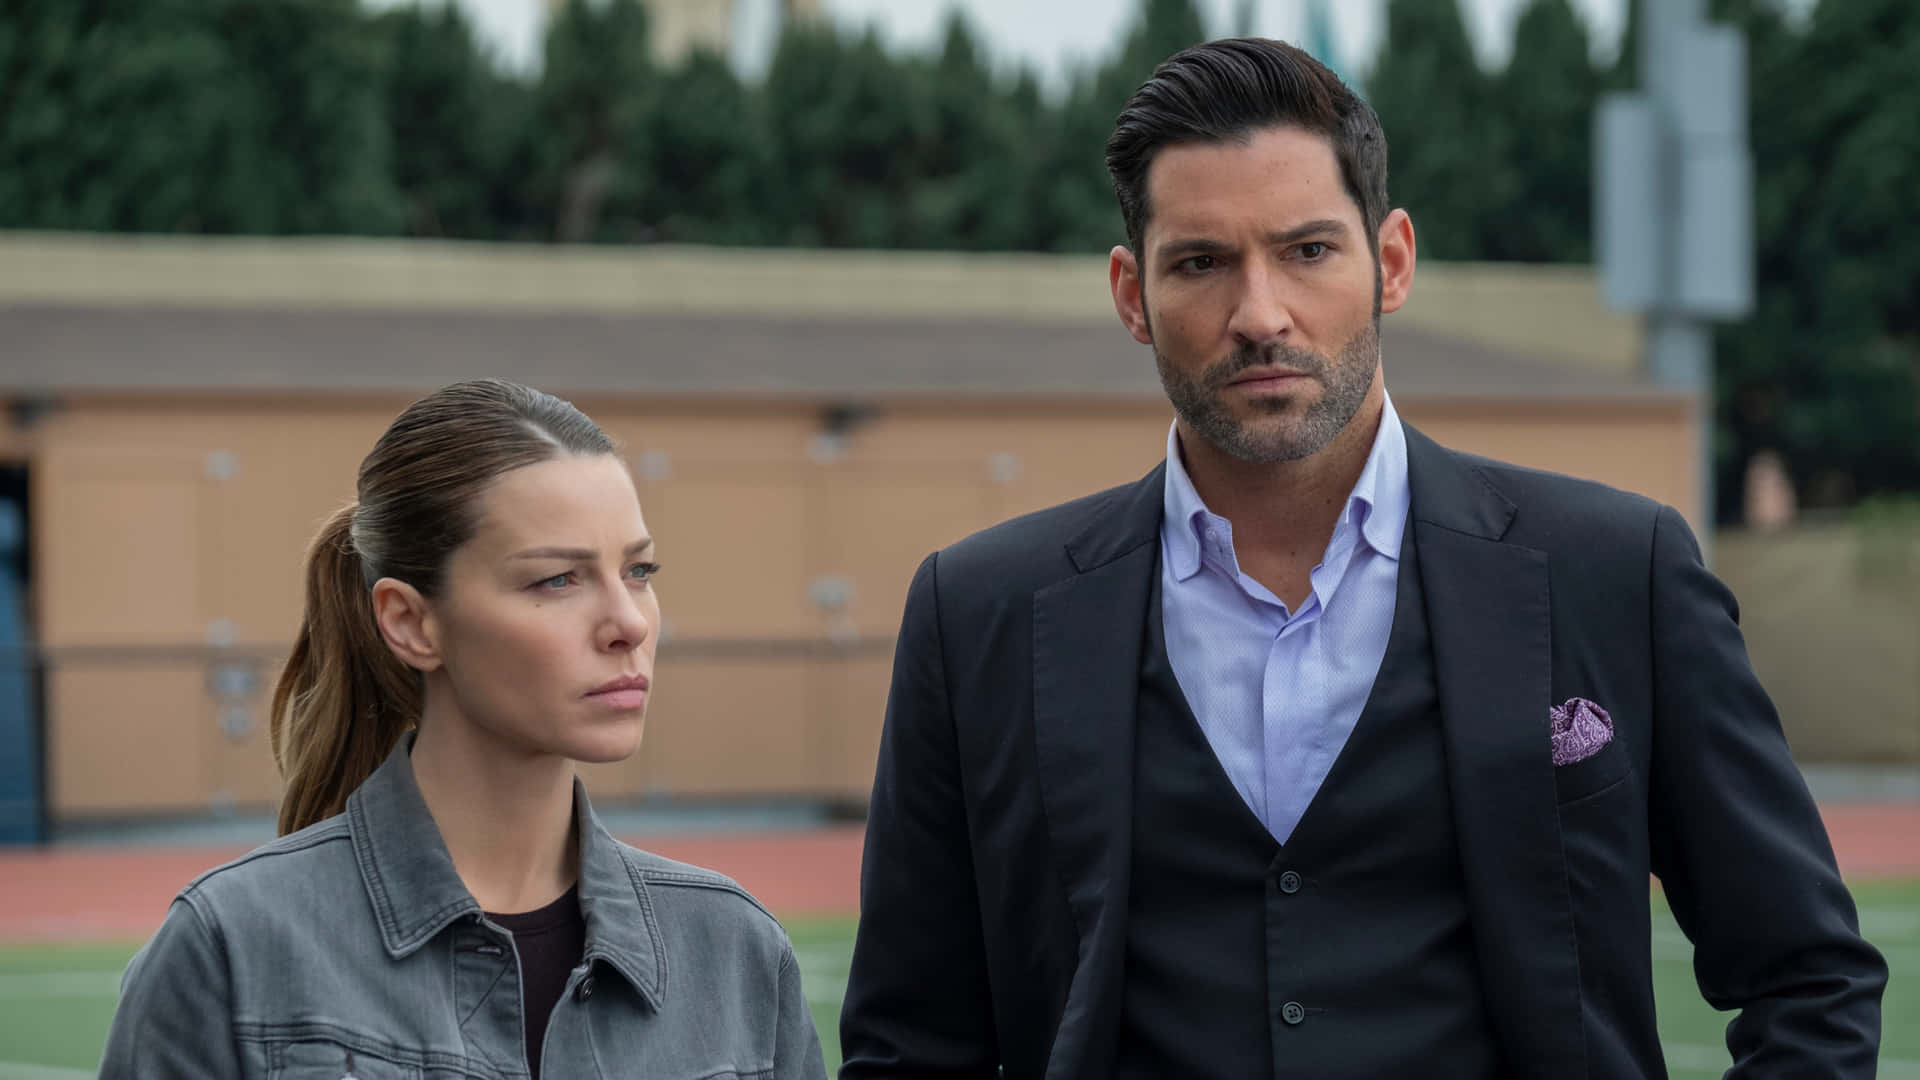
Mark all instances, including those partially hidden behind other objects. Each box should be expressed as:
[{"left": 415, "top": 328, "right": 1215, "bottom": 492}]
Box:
[{"left": 1226, "top": 259, "right": 1295, "bottom": 346}]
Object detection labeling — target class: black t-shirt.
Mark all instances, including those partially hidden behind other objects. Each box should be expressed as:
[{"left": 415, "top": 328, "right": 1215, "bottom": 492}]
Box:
[{"left": 488, "top": 885, "right": 587, "bottom": 1080}]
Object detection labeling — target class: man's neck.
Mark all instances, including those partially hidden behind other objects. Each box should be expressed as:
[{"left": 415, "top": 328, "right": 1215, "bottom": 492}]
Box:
[
  {"left": 410, "top": 704, "right": 581, "bottom": 915},
  {"left": 1177, "top": 384, "right": 1385, "bottom": 608}
]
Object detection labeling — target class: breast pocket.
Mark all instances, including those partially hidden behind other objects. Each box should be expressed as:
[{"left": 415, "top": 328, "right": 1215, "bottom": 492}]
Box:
[
  {"left": 270, "top": 1040, "right": 421, "bottom": 1080},
  {"left": 1552, "top": 732, "right": 1634, "bottom": 806}
]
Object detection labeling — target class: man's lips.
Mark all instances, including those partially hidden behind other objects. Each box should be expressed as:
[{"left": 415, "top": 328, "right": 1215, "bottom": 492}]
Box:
[{"left": 1227, "top": 368, "right": 1311, "bottom": 387}]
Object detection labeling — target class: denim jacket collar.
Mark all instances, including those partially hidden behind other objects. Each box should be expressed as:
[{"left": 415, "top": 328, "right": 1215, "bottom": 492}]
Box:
[{"left": 345, "top": 734, "right": 668, "bottom": 1008}]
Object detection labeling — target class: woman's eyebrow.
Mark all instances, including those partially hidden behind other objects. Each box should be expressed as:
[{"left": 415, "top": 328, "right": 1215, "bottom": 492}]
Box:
[{"left": 510, "top": 538, "right": 654, "bottom": 561}]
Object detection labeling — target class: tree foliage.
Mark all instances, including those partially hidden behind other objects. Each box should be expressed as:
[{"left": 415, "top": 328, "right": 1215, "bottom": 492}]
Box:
[
  {"left": 1709, "top": 0, "right": 1920, "bottom": 511},
  {"left": 3, "top": 0, "right": 1917, "bottom": 506},
  {"left": 0, "top": 0, "right": 402, "bottom": 234},
  {"left": 1363, "top": 0, "right": 1499, "bottom": 261},
  {"left": 1485, "top": 0, "right": 1596, "bottom": 262}
]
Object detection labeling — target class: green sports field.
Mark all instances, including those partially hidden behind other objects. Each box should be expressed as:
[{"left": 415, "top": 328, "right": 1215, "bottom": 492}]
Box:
[{"left": 4, "top": 882, "right": 1915, "bottom": 1078}]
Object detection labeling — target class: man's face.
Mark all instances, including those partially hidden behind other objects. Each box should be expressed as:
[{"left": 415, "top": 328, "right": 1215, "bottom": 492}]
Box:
[{"left": 1128, "top": 125, "right": 1383, "bottom": 465}]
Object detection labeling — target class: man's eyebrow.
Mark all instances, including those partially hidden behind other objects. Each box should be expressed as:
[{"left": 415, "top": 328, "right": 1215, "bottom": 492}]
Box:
[
  {"left": 1158, "top": 236, "right": 1232, "bottom": 260},
  {"left": 1267, "top": 219, "right": 1352, "bottom": 245},
  {"left": 510, "top": 538, "right": 655, "bottom": 561},
  {"left": 1156, "top": 219, "right": 1354, "bottom": 261}
]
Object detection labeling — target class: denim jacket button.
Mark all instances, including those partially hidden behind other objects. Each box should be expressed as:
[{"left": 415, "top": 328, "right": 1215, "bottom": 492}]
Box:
[{"left": 575, "top": 975, "right": 596, "bottom": 1003}]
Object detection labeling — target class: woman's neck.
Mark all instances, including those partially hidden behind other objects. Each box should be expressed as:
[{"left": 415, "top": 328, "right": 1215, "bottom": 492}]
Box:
[{"left": 409, "top": 706, "right": 581, "bottom": 915}]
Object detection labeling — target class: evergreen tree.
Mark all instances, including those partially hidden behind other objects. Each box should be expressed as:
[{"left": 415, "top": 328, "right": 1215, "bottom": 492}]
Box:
[
  {"left": 1365, "top": 0, "right": 1502, "bottom": 261},
  {"left": 1047, "top": 0, "right": 1209, "bottom": 253},
  {"left": 532, "top": 0, "right": 656, "bottom": 243},
  {"left": 375, "top": 2, "right": 528, "bottom": 239},
  {"left": 1710, "top": 0, "right": 1920, "bottom": 512},
  {"left": 643, "top": 48, "right": 767, "bottom": 244},
  {"left": 0, "top": 0, "right": 402, "bottom": 235},
  {"left": 906, "top": 12, "right": 1040, "bottom": 250},
  {"left": 1485, "top": 0, "right": 1597, "bottom": 262}
]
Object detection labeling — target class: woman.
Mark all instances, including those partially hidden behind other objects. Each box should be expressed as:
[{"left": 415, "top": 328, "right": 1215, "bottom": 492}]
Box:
[{"left": 101, "top": 379, "right": 826, "bottom": 1079}]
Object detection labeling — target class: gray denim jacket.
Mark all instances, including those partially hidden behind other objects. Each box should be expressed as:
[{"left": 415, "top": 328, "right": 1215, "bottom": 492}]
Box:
[{"left": 100, "top": 738, "right": 827, "bottom": 1079}]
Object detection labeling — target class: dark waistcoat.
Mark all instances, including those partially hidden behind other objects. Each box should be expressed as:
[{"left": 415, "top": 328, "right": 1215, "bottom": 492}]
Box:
[{"left": 1114, "top": 541, "right": 1505, "bottom": 1079}]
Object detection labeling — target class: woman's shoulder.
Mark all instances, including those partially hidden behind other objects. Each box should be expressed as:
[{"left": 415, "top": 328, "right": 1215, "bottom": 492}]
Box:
[
  {"left": 615, "top": 843, "right": 794, "bottom": 956},
  {"left": 175, "top": 814, "right": 358, "bottom": 924}
]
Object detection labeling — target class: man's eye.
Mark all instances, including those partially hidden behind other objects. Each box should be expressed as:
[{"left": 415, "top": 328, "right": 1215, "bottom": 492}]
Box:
[
  {"left": 1298, "top": 242, "right": 1329, "bottom": 260},
  {"left": 1178, "top": 254, "right": 1217, "bottom": 273}
]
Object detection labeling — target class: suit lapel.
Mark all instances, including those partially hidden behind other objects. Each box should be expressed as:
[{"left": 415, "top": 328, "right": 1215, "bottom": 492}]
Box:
[
  {"left": 1030, "top": 464, "right": 1163, "bottom": 1080},
  {"left": 1406, "top": 425, "right": 1586, "bottom": 1078}
]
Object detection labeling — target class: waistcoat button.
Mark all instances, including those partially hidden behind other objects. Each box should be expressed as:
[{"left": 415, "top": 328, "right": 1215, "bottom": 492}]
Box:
[
  {"left": 1281, "top": 1001, "right": 1306, "bottom": 1025},
  {"left": 1278, "top": 870, "right": 1303, "bottom": 894}
]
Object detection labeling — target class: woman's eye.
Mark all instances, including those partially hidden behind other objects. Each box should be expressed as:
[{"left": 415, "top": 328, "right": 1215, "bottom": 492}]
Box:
[
  {"left": 536, "top": 573, "right": 573, "bottom": 590},
  {"left": 628, "top": 561, "right": 662, "bottom": 583}
]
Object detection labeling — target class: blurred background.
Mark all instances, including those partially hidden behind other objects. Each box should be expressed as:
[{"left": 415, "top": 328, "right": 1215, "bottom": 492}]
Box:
[{"left": 1, "top": 0, "right": 1917, "bottom": 1074}]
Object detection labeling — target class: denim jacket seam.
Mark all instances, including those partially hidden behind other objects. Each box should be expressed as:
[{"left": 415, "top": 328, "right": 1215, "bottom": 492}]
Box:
[
  {"left": 638, "top": 871, "right": 778, "bottom": 926},
  {"left": 348, "top": 797, "right": 403, "bottom": 949},
  {"left": 611, "top": 850, "right": 669, "bottom": 1006},
  {"left": 182, "top": 823, "right": 348, "bottom": 894},
  {"left": 232, "top": 1019, "right": 475, "bottom": 1071}
]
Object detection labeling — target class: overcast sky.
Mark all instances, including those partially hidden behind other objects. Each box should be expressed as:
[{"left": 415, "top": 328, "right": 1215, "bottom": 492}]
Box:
[
  {"left": 417, "top": 0, "right": 1633, "bottom": 85},
  {"left": 407, "top": 0, "right": 1811, "bottom": 90}
]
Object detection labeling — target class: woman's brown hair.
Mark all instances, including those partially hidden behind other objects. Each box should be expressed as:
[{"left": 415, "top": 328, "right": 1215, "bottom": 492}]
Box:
[{"left": 270, "top": 379, "right": 614, "bottom": 835}]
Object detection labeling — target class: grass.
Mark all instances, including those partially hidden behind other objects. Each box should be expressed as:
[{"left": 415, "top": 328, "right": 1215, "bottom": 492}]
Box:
[{"left": 4, "top": 883, "right": 1915, "bottom": 1077}]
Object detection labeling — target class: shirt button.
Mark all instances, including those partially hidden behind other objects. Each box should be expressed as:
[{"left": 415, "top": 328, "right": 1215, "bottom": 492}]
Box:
[
  {"left": 1281, "top": 1001, "right": 1306, "bottom": 1025},
  {"left": 1278, "top": 870, "right": 1302, "bottom": 894},
  {"left": 575, "top": 975, "right": 596, "bottom": 1003}
]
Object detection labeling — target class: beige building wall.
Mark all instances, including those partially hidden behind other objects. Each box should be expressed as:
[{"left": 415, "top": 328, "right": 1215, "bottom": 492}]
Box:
[{"left": 29, "top": 393, "right": 1695, "bottom": 818}]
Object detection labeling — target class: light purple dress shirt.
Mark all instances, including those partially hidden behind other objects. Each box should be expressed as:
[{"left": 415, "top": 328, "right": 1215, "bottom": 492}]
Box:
[{"left": 1159, "top": 394, "right": 1411, "bottom": 844}]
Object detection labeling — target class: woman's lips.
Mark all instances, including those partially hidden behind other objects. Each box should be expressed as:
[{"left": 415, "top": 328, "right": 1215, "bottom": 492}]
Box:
[{"left": 587, "top": 688, "right": 650, "bottom": 709}]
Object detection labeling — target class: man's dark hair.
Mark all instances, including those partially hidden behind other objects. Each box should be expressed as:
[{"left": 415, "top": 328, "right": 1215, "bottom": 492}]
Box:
[{"left": 1106, "top": 38, "right": 1389, "bottom": 258}]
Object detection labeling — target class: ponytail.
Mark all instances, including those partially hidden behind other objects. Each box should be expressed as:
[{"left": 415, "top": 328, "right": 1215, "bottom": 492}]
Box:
[{"left": 269, "top": 504, "right": 422, "bottom": 835}]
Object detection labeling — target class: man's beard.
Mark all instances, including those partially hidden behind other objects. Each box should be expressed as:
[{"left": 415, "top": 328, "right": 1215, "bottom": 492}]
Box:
[{"left": 1155, "top": 320, "right": 1379, "bottom": 465}]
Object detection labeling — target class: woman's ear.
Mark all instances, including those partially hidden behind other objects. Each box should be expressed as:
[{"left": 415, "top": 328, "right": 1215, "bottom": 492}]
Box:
[{"left": 372, "top": 578, "right": 443, "bottom": 673}]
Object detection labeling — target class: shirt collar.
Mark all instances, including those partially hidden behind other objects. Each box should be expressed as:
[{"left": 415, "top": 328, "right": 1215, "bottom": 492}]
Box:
[
  {"left": 346, "top": 733, "right": 668, "bottom": 1007},
  {"left": 1160, "top": 390, "right": 1411, "bottom": 578}
]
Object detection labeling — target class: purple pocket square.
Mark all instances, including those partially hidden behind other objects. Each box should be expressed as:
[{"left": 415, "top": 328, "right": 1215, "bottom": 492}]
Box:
[{"left": 1550, "top": 697, "right": 1613, "bottom": 766}]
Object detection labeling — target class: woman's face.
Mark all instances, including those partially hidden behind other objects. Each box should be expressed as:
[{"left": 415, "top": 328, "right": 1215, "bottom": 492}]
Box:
[{"left": 419, "top": 453, "right": 661, "bottom": 764}]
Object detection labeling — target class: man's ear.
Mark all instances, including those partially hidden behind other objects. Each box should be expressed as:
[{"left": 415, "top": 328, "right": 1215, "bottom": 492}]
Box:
[
  {"left": 372, "top": 577, "right": 443, "bottom": 673},
  {"left": 1376, "top": 208, "right": 1416, "bottom": 315},
  {"left": 1110, "top": 245, "right": 1154, "bottom": 346}
]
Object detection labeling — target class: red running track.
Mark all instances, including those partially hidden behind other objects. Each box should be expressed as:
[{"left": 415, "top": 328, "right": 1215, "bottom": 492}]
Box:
[
  {"left": 2, "top": 806, "right": 1916, "bottom": 943},
  {"left": 0, "top": 826, "right": 865, "bottom": 942}
]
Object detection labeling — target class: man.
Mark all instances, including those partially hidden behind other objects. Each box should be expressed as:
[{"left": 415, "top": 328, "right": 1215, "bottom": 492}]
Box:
[{"left": 839, "top": 38, "right": 1885, "bottom": 1079}]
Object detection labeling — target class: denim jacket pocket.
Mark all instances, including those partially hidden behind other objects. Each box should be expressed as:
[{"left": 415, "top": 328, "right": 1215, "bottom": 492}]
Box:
[{"left": 270, "top": 1039, "right": 422, "bottom": 1080}]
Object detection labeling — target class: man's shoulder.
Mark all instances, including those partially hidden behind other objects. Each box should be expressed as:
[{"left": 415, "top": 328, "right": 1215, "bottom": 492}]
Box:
[
  {"left": 1441, "top": 442, "right": 1669, "bottom": 551},
  {"left": 936, "top": 472, "right": 1153, "bottom": 579}
]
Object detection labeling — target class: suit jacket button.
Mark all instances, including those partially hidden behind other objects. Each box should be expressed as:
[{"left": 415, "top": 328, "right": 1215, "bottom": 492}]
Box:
[
  {"left": 1278, "top": 870, "right": 1302, "bottom": 894},
  {"left": 575, "top": 975, "right": 596, "bottom": 1003},
  {"left": 1281, "top": 1001, "right": 1305, "bottom": 1025}
]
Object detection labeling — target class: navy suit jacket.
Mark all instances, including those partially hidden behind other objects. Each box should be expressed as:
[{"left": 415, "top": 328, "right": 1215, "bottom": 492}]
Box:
[{"left": 840, "top": 424, "right": 1886, "bottom": 1079}]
